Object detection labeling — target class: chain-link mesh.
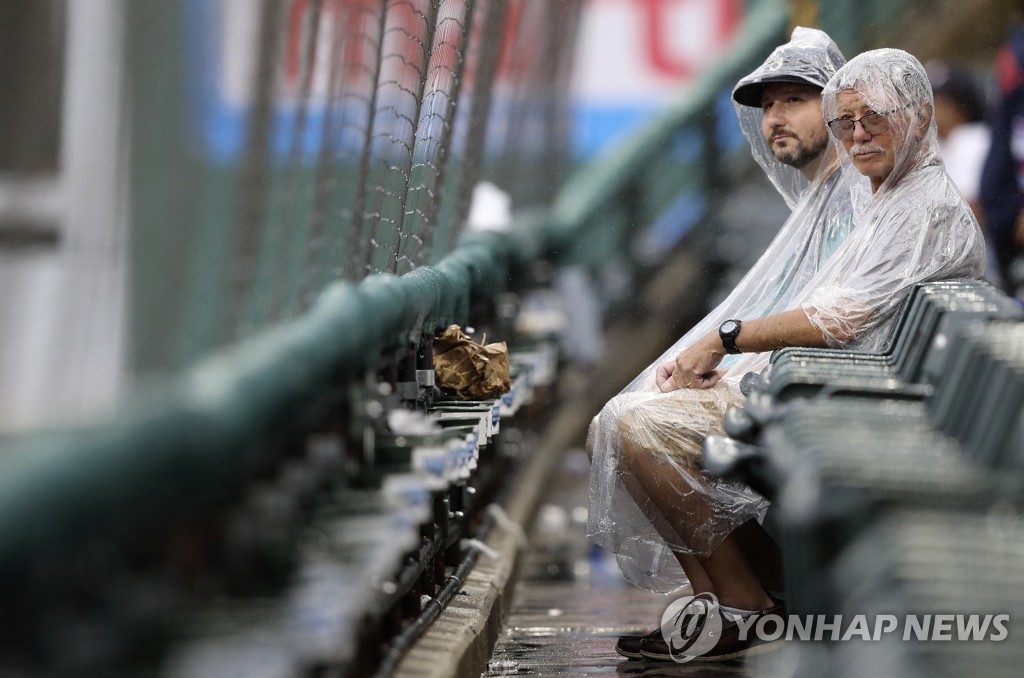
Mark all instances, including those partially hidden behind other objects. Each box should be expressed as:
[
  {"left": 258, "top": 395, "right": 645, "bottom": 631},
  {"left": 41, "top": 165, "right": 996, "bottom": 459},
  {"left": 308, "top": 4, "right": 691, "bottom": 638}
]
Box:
[{"left": 127, "top": 0, "right": 582, "bottom": 373}]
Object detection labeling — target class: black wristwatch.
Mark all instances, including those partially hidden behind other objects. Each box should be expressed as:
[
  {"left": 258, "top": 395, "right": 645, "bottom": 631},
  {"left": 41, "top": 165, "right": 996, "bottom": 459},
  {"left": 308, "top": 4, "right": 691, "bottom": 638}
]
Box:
[{"left": 719, "top": 319, "right": 743, "bottom": 354}]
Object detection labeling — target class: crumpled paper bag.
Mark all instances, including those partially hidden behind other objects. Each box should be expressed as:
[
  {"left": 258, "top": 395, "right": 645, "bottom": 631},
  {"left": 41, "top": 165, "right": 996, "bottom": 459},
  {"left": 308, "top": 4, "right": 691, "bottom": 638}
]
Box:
[{"left": 432, "top": 325, "right": 511, "bottom": 399}]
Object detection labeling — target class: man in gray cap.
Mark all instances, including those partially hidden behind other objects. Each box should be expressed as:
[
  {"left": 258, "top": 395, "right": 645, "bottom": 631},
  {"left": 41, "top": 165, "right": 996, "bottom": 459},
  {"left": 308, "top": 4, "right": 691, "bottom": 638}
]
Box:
[
  {"left": 732, "top": 27, "right": 848, "bottom": 196},
  {"left": 587, "top": 27, "right": 854, "bottom": 662},
  {"left": 648, "top": 27, "right": 857, "bottom": 394}
]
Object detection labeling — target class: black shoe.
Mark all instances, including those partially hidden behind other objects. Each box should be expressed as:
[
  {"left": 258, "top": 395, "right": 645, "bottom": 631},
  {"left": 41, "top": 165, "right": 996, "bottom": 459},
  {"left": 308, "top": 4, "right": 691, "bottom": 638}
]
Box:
[
  {"left": 615, "top": 628, "right": 662, "bottom": 659},
  {"left": 639, "top": 604, "right": 786, "bottom": 662}
]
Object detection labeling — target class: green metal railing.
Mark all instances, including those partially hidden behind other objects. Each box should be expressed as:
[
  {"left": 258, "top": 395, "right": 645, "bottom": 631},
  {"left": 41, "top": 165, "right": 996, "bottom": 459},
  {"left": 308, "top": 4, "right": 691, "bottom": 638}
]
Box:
[{"left": 0, "top": 230, "right": 531, "bottom": 577}]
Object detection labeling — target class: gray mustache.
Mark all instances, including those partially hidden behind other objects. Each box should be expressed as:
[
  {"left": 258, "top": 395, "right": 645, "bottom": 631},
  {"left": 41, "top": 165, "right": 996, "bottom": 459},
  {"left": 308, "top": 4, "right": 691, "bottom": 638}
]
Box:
[{"left": 848, "top": 143, "right": 885, "bottom": 155}]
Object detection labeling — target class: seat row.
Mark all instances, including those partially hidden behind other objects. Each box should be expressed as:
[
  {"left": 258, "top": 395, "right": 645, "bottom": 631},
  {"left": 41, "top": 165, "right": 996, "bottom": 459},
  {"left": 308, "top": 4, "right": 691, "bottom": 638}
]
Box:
[{"left": 704, "top": 280, "right": 1024, "bottom": 677}]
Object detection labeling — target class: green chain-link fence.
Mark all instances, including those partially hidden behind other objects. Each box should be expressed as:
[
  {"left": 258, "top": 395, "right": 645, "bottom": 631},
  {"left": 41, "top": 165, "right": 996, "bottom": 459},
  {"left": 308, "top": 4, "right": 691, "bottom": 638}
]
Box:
[{"left": 127, "top": 0, "right": 581, "bottom": 374}]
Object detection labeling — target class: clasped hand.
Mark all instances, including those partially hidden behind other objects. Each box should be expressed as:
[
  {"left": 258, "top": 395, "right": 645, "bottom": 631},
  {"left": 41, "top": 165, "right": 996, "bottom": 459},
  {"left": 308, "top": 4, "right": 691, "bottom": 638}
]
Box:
[{"left": 656, "top": 332, "right": 725, "bottom": 392}]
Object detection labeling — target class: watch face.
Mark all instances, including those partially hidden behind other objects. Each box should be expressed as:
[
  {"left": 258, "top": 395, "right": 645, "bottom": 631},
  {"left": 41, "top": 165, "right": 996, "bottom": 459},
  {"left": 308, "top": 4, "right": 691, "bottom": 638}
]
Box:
[{"left": 721, "top": 320, "right": 738, "bottom": 335}]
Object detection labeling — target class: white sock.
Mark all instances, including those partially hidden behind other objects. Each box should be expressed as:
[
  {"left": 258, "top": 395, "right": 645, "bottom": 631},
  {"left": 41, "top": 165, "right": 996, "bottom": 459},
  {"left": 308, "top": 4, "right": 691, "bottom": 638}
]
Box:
[{"left": 720, "top": 605, "right": 759, "bottom": 622}]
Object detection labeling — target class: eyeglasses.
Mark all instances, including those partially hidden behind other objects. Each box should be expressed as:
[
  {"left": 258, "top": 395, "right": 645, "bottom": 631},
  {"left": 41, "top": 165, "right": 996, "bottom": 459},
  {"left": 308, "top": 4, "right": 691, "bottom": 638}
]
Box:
[{"left": 827, "top": 105, "right": 912, "bottom": 140}]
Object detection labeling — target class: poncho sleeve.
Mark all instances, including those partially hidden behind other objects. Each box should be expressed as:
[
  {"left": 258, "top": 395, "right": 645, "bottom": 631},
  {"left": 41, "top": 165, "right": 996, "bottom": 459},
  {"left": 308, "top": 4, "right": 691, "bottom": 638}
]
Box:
[{"left": 800, "top": 168, "right": 986, "bottom": 350}]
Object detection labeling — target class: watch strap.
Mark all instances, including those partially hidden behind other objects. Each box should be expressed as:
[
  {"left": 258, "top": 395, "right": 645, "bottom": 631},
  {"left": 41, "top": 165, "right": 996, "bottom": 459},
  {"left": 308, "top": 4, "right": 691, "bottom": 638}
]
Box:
[{"left": 720, "top": 319, "right": 743, "bottom": 355}]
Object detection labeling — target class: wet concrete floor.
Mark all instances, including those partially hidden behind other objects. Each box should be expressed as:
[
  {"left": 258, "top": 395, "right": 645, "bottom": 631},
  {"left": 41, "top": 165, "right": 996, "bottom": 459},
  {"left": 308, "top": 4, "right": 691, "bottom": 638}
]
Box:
[{"left": 483, "top": 448, "right": 796, "bottom": 678}]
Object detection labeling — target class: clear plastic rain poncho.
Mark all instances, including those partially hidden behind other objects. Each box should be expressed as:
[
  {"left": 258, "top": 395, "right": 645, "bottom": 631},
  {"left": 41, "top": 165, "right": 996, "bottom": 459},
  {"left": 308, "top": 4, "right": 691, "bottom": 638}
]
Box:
[
  {"left": 586, "top": 42, "right": 986, "bottom": 593},
  {"left": 804, "top": 49, "right": 986, "bottom": 344}
]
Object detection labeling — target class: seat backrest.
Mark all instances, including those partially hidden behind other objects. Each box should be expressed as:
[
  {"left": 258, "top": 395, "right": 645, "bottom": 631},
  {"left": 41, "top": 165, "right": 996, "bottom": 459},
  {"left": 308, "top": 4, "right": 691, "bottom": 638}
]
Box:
[
  {"left": 926, "top": 320, "right": 1024, "bottom": 469},
  {"left": 893, "top": 280, "right": 1006, "bottom": 381}
]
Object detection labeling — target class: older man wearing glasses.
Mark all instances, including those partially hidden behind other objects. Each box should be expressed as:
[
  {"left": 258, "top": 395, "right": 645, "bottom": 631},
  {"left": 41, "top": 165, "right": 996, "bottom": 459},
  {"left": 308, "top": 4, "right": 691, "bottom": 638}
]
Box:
[
  {"left": 800, "top": 48, "right": 987, "bottom": 345},
  {"left": 827, "top": 104, "right": 910, "bottom": 192}
]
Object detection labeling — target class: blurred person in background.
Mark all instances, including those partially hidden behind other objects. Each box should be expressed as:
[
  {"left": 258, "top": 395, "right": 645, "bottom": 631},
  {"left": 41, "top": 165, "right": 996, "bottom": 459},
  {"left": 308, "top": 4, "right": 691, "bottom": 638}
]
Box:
[
  {"left": 926, "top": 59, "right": 998, "bottom": 285},
  {"left": 981, "top": 1, "right": 1024, "bottom": 297},
  {"left": 928, "top": 60, "right": 990, "bottom": 218}
]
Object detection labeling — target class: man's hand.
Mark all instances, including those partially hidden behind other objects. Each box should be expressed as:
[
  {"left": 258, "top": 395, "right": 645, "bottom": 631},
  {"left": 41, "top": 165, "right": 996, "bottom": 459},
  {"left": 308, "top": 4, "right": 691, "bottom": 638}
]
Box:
[
  {"left": 655, "top": 360, "right": 676, "bottom": 389},
  {"left": 654, "top": 309, "right": 826, "bottom": 392},
  {"left": 659, "top": 332, "right": 725, "bottom": 392}
]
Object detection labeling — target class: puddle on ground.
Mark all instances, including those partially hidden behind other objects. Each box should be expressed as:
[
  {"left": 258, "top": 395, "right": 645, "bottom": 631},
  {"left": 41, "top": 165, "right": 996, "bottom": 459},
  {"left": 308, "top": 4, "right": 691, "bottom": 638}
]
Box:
[{"left": 483, "top": 449, "right": 792, "bottom": 677}]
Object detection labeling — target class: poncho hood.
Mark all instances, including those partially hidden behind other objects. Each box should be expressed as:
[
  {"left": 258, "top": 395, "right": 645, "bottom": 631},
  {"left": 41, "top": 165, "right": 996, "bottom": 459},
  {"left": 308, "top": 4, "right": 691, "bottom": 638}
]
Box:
[{"left": 733, "top": 26, "right": 848, "bottom": 208}]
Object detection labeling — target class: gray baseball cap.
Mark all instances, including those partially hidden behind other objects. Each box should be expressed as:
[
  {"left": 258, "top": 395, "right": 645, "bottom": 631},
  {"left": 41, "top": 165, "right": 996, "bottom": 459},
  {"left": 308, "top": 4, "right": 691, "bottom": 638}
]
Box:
[
  {"left": 732, "top": 27, "right": 846, "bottom": 108},
  {"left": 733, "top": 74, "right": 823, "bottom": 107}
]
